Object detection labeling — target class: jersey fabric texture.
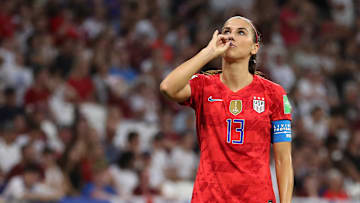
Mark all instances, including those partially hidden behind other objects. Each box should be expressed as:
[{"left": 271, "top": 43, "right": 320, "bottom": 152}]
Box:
[{"left": 183, "top": 74, "right": 292, "bottom": 203}]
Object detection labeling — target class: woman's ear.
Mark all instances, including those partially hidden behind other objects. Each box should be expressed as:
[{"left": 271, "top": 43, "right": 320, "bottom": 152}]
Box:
[{"left": 251, "top": 43, "right": 260, "bottom": 55}]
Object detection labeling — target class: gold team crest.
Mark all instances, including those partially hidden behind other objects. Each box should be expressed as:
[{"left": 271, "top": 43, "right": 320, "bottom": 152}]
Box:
[{"left": 229, "top": 100, "right": 242, "bottom": 116}]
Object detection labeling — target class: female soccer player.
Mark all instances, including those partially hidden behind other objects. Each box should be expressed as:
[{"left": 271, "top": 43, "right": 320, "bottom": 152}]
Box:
[{"left": 160, "top": 16, "right": 293, "bottom": 203}]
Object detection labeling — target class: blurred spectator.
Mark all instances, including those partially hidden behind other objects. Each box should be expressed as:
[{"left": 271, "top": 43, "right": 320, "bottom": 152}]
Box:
[
  {"left": 114, "top": 109, "right": 159, "bottom": 152},
  {"left": 279, "top": 0, "right": 303, "bottom": 47},
  {"left": 6, "top": 144, "right": 43, "bottom": 182},
  {"left": 0, "top": 169, "right": 6, "bottom": 195},
  {"left": 3, "top": 163, "right": 57, "bottom": 202},
  {"left": 343, "top": 130, "right": 360, "bottom": 182},
  {"left": 82, "top": 162, "right": 117, "bottom": 201},
  {"left": 302, "top": 106, "right": 329, "bottom": 142},
  {"left": 0, "top": 122, "right": 22, "bottom": 174},
  {"left": 169, "top": 131, "right": 198, "bottom": 181},
  {"left": 27, "top": 33, "right": 57, "bottom": 69},
  {"left": 108, "top": 50, "right": 137, "bottom": 86},
  {"left": 109, "top": 151, "right": 138, "bottom": 198},
  {"left": 129, "top": 80, "right": 160, "bottom": 123},
  {"left": 322, "top": 169, "right": 349, "bottom": 200},
  {"left": 329, "top": 0, "right": 355, "bottom": 28},
  {"left": 103, "top": 107, "right": 122, "bottom": 164},
  {"left": 297, "top": 173, "right": 321, "bottom": 198},
  {"left": 343, "top": 82, "right": 360, "bottom": 125},
  {"left": 0, "top": 1, "right": 16, "bottom": 39},
  {"left": 0, "top": 37, "right": 16, "bottom": 67},
  {"left": 293, "top": 43, "right": 321, "bottom": 72},
  {"left": 268, "top": 52, "right": 295, "bottom": 91},
  {"left": 52, "top": 39, "right": 75, "bottom": 79},
  {"left": 82, "top": 5, "right": 106, "bottom": 40},
  {"left": 297, "top": 70, "right": 328, "bottom": 116},
  {"left": 148, "top": 133, "right": 169, "bottom": 189},
  {"left": 60, "top": 140, "right": 87, "bottom": 194},
  {"left": 37, "top": 148, "right": 67, "bottom": 199},
  {"left": 92, "top": 60, "right": 110, "bottom": 105},
  {"left": 124, "top": 132, "right": 142, "bottom": 167},
  {"left": 133, "top": 152, "right": 160, "bottom": 196},
  {"left": 24, "top": 67, "right": 51, "bottom": 108},
  {"left": 0, "top": 87, "right": 24, "bottom": 126},
  {"left": 67, "top": 56, "right": 95, "bottom": 103},
  {"left": 0, "top": 52, "right": 32, "bottom": 105}
]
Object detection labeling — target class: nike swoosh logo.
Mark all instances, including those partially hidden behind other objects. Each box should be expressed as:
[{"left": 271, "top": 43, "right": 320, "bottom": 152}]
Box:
[{"left": 208, "top": 96, "right": 223, "bottom": 102}]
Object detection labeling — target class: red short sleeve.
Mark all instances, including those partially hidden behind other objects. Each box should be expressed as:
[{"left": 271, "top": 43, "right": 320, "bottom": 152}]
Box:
[
  {"left": 181, "top": 74, "right": 204, "bottom": 109},
  {"left": 269, "top": 85, "right": 292, "bottom": 121}
]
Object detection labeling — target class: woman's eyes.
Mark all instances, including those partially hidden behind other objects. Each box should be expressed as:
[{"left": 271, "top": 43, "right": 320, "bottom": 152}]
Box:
[{"left": 223, "top": 30, "right": 245, "bottom": 35}]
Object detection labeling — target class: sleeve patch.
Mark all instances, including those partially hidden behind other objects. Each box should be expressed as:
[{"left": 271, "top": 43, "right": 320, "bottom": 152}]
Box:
[
  {"left": 271, "top": 120, "right": 292, "bottom": 143},
  {"left": 283, "top": 95, "right": 292, "bottom": 114}
]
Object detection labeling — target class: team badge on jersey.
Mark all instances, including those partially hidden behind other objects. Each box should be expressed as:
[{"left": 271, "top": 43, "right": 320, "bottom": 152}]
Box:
[
  {"left": 229, "top": 100, "right": 242, "bottom": 116},
  {"left": 253, "top": 97, "right": 265, "bottom": 113}
]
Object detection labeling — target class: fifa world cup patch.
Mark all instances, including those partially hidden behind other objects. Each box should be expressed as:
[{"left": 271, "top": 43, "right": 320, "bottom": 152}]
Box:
[
  {"left": 283, "top": 95, "right": 292, "bottom": 114},
  {"left": 229, "top": 100, "right": 242, "bottom": 116},
  {"left": 253, "top": 96, "right": 265, "bottom": 113}
]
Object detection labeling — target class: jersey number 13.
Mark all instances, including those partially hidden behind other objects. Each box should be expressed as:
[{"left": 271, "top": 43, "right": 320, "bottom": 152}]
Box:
[{"left": 226, "top": 119, "right": 245, "bottom": 144}]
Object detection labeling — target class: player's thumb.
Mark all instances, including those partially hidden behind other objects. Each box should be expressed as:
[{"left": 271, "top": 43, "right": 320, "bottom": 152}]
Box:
[{"left": 221, "top": 41, "right": 231, "bottom": 53}]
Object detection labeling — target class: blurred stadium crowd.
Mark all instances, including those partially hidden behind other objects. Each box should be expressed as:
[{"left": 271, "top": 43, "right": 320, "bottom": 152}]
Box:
[{"left": 0, "top": 0, "right": 360, "bottom": 202}]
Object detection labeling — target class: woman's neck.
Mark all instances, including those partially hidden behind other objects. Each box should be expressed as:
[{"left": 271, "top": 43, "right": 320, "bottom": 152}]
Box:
[{"left": 221, "top": 58, "right": 253, "bottom": 92}]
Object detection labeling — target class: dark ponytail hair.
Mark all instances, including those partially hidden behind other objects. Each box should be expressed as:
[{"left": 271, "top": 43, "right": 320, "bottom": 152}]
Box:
[
  {"left": 248, "top": 54, "right": 257, "bottom": 75},
  {"left": 248, "top": 20, "right": 260, "bottom": 75}
]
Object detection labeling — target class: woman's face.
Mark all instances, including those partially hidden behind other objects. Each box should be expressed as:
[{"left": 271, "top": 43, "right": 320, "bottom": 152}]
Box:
[{"left": 221, "top": 17, "right": 259, "bottom": 60}]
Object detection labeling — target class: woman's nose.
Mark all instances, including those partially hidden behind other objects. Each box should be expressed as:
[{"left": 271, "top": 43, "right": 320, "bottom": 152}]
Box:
[{"left": 226, "top": 35, "right": 235, "bottom": 42}]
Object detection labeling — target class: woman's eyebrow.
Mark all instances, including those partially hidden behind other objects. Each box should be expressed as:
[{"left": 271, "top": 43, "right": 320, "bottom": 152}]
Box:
[
  {"left": 236, "top": 27, "right": 249, "bottom": 32},
  {"left": 222, "top": 27, "right": 249, "bottom": 32}
]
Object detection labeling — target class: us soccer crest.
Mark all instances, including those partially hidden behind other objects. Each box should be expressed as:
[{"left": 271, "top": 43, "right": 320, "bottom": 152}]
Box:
[
  {"left": 253, "top": 97, "right": 265, "bottom": 113},
  {"left": 229, "top": 100, "right": 242, "bottom": 116}
]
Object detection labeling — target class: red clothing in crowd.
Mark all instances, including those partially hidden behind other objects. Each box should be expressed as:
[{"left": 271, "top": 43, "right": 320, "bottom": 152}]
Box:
[
  {"left": 280, "top": 7, "right": 302, "bottom": 46},
  {"left": 24, "top": 87, "right": 51, "bottom": 106},
  {"left": 0, "top": 13, "right": 15, "bottom": 38},
  {"left": 67, "top": 77, "right": 94, "bottom": 102},
  {"left": 151, "top": 39, "right": 173, "bottom": 63},
  {"left": 322, "top": 190, "right": 349, "bottom": 200}
]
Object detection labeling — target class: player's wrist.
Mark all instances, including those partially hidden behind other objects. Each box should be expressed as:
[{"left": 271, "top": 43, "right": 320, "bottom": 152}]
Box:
[{"left": 200, "top": 47, "right": 218, "bottom": 61}]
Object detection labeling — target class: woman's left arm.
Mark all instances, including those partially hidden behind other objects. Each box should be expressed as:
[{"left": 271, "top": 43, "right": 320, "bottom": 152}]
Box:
[{"left": 273, "top": 142, "right": 293, "bottom": 203}]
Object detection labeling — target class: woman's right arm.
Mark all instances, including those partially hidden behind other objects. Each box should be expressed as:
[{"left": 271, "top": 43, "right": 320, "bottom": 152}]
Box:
[{"left": 160, "top": 30, "right": 230, "bottom": 102}]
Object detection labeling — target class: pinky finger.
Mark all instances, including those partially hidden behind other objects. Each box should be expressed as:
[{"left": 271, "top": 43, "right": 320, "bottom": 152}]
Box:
[
  {"left": 223, "top": 41, "right": 231, "bottom": 51},
  {"left": 213, "top": 30, "right": 219, "bottom": 37}
]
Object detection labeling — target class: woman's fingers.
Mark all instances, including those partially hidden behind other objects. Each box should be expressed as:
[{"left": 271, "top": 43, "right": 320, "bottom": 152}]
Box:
[
  {"left": 212, "top": 30, "right": 219, "bottom": 39},
  {"left": 206, "top": 30, "right": 230, "bottom": 57},
  {"left": 223, "top": 41, "right": 231, "bottom": 50}
]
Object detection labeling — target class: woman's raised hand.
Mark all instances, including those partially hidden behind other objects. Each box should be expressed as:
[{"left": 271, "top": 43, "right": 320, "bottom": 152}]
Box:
[{"left": 204, "top": 30, "right": 231, "bottom": 59}]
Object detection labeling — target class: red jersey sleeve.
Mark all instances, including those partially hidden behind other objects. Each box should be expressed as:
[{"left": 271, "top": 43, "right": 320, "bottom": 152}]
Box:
[
  {"left": 181, "top": 74, "right": 204, "bottom": 109},
  {"left": 269, "top": 85, "right": 292, "bottom": 121}
]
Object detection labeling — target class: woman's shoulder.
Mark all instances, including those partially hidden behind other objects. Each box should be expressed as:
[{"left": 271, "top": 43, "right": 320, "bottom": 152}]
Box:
[
  {"left": 201, "top": 69, "right": 222, "bottom": 76},
  {"left": 190, "top": 70, "right": 220, "bottom": 82},
  {"left": 255, "top": 75, "right": 288, "bottom": 99},
  {"left": 256, "top": 75, "right": 284, "bottom": 90}
]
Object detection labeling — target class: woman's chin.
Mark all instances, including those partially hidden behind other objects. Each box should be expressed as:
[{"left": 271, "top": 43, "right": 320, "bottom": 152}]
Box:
[{"left": 223, "top": 51, "right": 241, "bottom": 61}]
